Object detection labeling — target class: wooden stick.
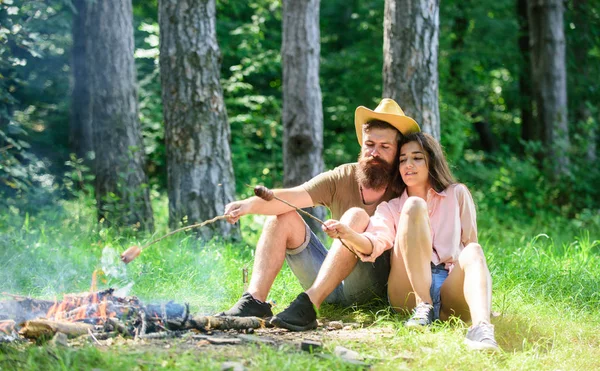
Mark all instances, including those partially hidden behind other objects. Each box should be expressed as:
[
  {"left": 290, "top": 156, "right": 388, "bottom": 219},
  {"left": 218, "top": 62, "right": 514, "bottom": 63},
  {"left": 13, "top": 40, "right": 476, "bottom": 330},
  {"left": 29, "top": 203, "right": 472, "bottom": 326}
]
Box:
[
  {"left": 121, "top": 215, "right": 229, "bottom": 263},
  {"left": 254, "top": 186, "right": 360, "bottom": 259},
  {"left": 18, "top": 319, "right": 94, "bottom": 340}
]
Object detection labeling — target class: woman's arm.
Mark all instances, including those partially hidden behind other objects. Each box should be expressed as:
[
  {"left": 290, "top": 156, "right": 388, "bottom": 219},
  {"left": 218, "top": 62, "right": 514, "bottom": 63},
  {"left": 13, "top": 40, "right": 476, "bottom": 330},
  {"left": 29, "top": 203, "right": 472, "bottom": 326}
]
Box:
[
  {"left": 456, "top": 184, "right": 478, "bottom": 245},
  {"left": 322, "top": 220, "right": 374, "bottom": 256}
]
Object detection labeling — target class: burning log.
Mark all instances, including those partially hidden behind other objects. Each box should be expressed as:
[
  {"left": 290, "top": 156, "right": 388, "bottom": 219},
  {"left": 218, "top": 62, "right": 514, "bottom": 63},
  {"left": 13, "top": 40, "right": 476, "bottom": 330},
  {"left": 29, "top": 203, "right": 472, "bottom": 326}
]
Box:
[
  {"left": 0, "top": 298, "right": 55, "bottom": 323},
  {"left": 18, "top": 319, "right": 94, "bottom": 340}
]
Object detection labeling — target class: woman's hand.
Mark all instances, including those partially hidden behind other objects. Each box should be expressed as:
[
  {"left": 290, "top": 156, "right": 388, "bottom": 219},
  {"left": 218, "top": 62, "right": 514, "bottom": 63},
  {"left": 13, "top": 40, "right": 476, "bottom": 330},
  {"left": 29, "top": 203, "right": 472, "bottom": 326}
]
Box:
[{"left": 322, "top": 219, "right": 353, "bottom": 239}]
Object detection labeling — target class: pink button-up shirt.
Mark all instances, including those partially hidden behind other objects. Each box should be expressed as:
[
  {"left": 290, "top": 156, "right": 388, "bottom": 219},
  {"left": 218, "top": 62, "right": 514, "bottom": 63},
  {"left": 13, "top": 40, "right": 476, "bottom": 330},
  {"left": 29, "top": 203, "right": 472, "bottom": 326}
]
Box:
[{"left": 360, "top": 183, "right": 478, "bottom": 271}]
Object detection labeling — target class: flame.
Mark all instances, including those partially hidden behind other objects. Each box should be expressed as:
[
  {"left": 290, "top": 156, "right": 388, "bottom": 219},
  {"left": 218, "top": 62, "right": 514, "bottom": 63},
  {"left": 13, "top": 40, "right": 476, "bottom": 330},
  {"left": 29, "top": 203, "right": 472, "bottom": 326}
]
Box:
[
  {"left": 0, "top": 320, "right": 15, "bottom": 334},
  {"left": 44, "top": 269, "right": 116, "bottom": 323}
]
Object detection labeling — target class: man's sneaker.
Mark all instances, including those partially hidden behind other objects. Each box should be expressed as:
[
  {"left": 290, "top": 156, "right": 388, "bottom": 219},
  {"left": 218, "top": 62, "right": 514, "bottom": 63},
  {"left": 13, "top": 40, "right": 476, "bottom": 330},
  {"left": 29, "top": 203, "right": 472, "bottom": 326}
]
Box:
[
  {"left": 464, "top": 321, "right": 500, "bottom": 351},
  {"left": 216, "top": 292, "right": 273, "bottom": 318},
  {"left": 405, "top": 302, "right": 434, "bottom": 328},
  {"left": 270, "top": 293, "right": 318, "bottom": 331}
]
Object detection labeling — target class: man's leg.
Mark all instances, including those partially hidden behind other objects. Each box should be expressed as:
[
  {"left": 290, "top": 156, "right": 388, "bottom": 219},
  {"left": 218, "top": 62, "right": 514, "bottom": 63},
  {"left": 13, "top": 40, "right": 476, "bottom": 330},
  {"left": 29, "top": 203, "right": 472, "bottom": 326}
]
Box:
[
  {"left": 305, "top": 208, "right": 369, "bottom": 307},
  {"left": 218, "top": 210, "right": 307, "bottom": 317},
  {"left": 247, "top": 211, "right": 307, "bottom": 302},
  {"left": 272, "top": 208, "right": 390, "bottom": 331}
]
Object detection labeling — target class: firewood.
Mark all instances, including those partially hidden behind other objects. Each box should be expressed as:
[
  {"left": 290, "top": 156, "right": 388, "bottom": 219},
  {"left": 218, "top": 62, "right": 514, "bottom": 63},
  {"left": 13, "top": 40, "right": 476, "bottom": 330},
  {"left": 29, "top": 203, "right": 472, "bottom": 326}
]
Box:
[
  {"left": 0, "top": 298, "right": 55, "bottom": 323},
  {"left": 187, "top": 315, "right": 265, "bottom": 331},
  {"left": 18, "top": 319, "right": 94, "bottom": 340},
  {"left": 137, "top": 330, "right": 187, "bottom": 340}
]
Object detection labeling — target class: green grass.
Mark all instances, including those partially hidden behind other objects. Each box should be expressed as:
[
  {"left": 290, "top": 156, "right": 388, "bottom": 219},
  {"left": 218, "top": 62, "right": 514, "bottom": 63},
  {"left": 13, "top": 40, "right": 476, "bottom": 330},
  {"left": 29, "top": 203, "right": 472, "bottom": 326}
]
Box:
[{"left": 1, "top": 195, "right": 599, "bottom": 370}]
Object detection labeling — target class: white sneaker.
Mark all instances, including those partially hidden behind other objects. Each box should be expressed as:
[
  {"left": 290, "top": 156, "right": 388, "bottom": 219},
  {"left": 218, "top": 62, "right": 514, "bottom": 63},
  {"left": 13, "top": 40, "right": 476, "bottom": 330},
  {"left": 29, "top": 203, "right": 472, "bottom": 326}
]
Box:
[{"left": 464, "top": 321, "right": 500, "bottom": 352}]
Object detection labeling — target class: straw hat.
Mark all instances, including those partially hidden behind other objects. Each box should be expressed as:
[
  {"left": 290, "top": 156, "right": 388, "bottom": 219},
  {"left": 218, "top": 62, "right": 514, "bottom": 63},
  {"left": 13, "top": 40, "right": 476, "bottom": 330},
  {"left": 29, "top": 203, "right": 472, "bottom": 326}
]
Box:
[{"left": 354, "top": 98, "right": 420, "bottom": 144}]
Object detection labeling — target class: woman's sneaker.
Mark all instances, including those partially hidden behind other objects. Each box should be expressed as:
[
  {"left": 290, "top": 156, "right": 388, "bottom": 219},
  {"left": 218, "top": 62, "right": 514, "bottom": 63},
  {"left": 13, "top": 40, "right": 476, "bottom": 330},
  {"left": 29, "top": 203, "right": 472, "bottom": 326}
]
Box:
[
  {"left": 216, "top": 292, "right": 273, "bottom": 318},
  {"left": 464, "top": 321, "right": 500, "bottom": 351},
  {"left": 405, "top": 302, "right": 434, "bottom": 327},
  {"left": 270, "top": 292, "right": 318, "bottom": 331}
]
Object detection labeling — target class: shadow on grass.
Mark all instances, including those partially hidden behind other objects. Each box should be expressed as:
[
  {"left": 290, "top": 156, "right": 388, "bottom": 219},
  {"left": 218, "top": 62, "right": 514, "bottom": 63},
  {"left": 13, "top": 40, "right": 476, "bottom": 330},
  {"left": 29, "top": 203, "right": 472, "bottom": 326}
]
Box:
[{"left": 493, "top": 313, "right": 555, "bottom": 353}]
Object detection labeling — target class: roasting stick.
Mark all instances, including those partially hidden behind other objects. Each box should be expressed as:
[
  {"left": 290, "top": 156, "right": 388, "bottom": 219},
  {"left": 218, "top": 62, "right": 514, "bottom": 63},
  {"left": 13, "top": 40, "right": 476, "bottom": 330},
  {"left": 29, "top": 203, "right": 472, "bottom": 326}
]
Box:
[
  {"left": 253, "top": 186, "right": 360, "bottom": 259},
  {"left": 121, "top": 215, "right": 229, "bottom": 264}
]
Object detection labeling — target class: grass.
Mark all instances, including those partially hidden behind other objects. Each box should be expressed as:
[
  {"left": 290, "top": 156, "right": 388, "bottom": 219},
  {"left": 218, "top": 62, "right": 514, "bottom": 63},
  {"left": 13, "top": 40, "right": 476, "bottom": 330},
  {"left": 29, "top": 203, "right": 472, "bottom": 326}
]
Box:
[{"left": 1, "top": 195, "right": 599, "bottom": 370}]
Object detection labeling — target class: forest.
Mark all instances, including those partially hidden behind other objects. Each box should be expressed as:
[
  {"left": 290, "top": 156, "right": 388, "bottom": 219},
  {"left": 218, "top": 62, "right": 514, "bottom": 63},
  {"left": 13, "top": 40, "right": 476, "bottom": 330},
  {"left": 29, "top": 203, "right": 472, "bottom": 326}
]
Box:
[{"left": 1, "top": 0, "right": 599, "bottom": 369}]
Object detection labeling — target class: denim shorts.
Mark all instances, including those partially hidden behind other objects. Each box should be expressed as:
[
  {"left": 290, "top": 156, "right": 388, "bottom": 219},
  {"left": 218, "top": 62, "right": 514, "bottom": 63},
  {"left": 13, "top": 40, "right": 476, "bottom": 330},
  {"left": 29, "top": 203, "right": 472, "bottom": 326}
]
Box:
[
  {"left": 285, "top": 224, "right": 390, "bottom": 306},
  {"left": 430, "top": 263, "right": 449, "bottom": 320}
]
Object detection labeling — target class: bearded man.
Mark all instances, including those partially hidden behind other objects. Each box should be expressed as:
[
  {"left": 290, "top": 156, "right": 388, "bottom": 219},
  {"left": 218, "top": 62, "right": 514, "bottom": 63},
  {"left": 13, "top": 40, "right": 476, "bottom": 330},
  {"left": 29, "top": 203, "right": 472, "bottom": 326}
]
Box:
[{"left": 220, "top": 99, "right": 420, "bottom": 331}]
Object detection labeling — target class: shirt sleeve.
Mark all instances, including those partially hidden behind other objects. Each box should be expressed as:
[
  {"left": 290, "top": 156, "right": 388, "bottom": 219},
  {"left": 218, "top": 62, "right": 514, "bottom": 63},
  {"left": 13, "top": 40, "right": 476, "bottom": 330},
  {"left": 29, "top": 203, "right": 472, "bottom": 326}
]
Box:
[
  {"left": 360, "top": 201, "right": 397, "bottom": 262},
  {"left": 301, "top": 166, "right": 342, "bottom": 208},
  {"left": 456, "top": 184, "right": 478, "bottom": 246}
]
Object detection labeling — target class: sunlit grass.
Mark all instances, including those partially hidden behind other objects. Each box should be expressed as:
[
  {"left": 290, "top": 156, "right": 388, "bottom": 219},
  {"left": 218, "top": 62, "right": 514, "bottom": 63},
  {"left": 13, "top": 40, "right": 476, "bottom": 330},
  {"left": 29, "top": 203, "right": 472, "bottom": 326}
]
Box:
[{"left": 1, "top": 195, "right": 599, "bottom": 370}]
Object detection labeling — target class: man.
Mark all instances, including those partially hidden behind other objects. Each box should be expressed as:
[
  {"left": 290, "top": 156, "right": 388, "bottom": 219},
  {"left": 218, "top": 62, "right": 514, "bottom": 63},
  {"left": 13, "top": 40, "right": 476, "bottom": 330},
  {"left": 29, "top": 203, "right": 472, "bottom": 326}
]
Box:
[{"left": 220, "top": 98, "right": 420, "bottom": 331}]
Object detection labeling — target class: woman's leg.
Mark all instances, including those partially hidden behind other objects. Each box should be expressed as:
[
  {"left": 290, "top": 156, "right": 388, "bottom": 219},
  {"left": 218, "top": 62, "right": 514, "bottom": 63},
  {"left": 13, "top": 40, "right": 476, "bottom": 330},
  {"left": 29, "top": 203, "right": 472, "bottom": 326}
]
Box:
[
  {"left": 439, "top": 243, "right": 492, "bottom": 324},
  {"left": 388, "top": 197, "right": 433, "bottom": 311}
]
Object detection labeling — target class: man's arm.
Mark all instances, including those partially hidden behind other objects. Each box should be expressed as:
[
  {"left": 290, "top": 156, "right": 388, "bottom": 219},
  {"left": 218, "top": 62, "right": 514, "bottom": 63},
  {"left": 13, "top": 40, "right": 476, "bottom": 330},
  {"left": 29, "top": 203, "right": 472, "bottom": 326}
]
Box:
[{"left": 224, "top": 186, "right": 314, "bottom": 224}]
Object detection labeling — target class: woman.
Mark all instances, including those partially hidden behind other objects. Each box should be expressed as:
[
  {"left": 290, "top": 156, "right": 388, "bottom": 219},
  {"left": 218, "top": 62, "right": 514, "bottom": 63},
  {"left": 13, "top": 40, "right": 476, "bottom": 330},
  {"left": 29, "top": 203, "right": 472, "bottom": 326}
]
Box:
[{"left": 322, "top": 132, "right": 499, "bottom": 351}]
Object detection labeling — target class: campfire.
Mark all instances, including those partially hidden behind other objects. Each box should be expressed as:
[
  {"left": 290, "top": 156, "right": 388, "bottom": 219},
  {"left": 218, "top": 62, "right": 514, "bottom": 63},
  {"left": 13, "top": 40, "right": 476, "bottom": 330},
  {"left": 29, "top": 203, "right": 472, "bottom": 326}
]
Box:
[{"left": 0, "top": 270, "right": 265, "bottom": 345}]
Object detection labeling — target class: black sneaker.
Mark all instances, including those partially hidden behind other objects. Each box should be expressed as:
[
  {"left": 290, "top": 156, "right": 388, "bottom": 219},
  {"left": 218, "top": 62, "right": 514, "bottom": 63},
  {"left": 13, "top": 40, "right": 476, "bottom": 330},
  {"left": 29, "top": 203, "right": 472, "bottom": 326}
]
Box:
[
  {"left": 216, "top": 292, "right": 273, "bottom": 318},
  {"left": 464, "top": 321, "right": 500, "bottom": 352},
  {"left": 405, "top": 302, "right": 434, "bottom": 328},
  {"left": 270, "top": 293, "right": 318, "bottom": 331}
]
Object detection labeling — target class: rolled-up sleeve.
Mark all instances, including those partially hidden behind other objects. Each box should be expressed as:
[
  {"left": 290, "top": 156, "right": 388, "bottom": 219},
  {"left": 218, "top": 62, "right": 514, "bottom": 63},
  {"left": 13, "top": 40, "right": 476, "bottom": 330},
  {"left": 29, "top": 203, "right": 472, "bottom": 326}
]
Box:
[
  {"left": 456, "top": 184, "right": 478, "bottom": 246},
  {"left": 360, "top": 201, "right": 398, "bottom": 262}
]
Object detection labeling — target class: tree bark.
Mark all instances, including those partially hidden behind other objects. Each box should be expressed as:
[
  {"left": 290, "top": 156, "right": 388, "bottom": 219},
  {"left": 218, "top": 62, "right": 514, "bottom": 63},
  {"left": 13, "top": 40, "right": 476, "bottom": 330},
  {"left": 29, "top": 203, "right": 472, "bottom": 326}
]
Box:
[
  {"left": 159, "top": 0, "right": 238, "bottom": 240},
  {"left": 281, "top": 0, "right": 326, "bottom": 231},
  {"left": 69, "top": 0, "right": 93, "bottom": 160},
  {"left": 528, "top": 0, "right": 570, "bottom": 174},
  {"left": 383, "top": 0, "right": 440, "bottom": 139},
  {"left": 517, "top": 0, "right": 537, "bottom": 143},
  {"left": 87, "top": 0, "right": 154, "bottom": 231}
]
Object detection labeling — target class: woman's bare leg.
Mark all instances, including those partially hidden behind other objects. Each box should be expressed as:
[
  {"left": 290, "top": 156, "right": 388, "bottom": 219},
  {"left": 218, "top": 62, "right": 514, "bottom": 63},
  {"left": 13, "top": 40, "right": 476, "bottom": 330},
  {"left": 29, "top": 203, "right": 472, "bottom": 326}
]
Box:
[
  {"left": 439, "top": 243, "right": 492, "bottom": 324},
  {"left": 388, "top": 197, "right": 433, "bottom": 311}
]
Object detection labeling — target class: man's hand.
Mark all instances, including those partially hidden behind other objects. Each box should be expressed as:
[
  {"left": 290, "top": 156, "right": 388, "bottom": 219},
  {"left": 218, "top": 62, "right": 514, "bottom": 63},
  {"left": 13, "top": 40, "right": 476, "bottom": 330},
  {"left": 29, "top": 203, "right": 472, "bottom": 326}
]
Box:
[
  {"left": 223, "top": 186, "right": 314, "bottom": 224},
  {"left": 322, "top": 219, "right": 353, "bottom": 239},
  {"left": 224, "top": 199, "right": 251, "bottom": 224}
]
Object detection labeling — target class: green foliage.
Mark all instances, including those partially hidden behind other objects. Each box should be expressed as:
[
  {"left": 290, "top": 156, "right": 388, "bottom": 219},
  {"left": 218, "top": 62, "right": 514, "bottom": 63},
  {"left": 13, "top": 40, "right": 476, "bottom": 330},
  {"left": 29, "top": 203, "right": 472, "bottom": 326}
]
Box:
[
  {"left": 1, "top": 0, "right": 598, "bottom": 224},
  {"left": 218, "top": 0, "right": 284, "bottom": 197},
  {"left": 0, "top": 0, "right": 72, "bottom": 209}
]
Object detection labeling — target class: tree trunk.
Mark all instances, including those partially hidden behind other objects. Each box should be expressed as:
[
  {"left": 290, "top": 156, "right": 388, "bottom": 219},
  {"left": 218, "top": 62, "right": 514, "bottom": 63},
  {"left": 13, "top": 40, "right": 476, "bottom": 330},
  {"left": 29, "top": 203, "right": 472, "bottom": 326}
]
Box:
[
  {"left": 69, "top": 0, "right": 93, "bottom": 160},
  {"left": 517, "top": 0, "right": 537, "bottom": 142},
  {"left": 281, "top": 0, "right": 326, "bottom": 232},
  {"left": 528, "top": 0, "right": 569, "bottom": 174},
  {"left": 87, "top": 0, "right": 154, "bottom": 231},
  {"left": 383, "top": 0, "right": 440, "bottom": 139},
  {"left": 159, "top": 0, "right": 238, "bottom": 240}
]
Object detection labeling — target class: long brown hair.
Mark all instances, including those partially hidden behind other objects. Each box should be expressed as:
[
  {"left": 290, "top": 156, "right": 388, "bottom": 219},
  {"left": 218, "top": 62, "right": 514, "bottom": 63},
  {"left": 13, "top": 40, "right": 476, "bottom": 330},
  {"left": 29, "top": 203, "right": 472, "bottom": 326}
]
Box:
[{"left": 392, "top": 132, "right": 456, "bottom": 194}]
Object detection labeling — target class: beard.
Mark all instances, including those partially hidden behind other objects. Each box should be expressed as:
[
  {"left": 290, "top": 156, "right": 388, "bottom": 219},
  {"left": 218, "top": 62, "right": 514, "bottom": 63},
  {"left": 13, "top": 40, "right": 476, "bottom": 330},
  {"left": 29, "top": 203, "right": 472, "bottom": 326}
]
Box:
[{"left": 356, "top": 153, "right": 395, "bottom": 190}]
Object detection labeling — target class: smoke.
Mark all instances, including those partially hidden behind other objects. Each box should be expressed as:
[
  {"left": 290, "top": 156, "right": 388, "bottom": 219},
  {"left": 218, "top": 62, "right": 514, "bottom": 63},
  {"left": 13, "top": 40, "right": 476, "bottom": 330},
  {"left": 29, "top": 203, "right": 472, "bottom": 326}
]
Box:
[{"left": 101, "top": 246, "right": 134, "bottom": 297}]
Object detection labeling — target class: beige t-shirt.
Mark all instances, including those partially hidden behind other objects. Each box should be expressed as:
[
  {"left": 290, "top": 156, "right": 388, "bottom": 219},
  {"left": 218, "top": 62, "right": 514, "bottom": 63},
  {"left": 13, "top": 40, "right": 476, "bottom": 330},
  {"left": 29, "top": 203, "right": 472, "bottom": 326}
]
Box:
[{"left": 302, "top": 163, "right": 397, "bottom": 220}]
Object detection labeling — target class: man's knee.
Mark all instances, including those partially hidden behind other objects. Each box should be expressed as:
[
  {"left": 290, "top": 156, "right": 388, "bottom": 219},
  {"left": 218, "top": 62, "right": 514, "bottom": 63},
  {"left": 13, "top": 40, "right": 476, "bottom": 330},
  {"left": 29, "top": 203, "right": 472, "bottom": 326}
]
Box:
[
  {"left": 262, "top": 211, "right": 307, "bottom": 248},
  {"left": 340, "top": 207, "right": 370, "bottom": 232},
  {"left": 401, "top": 197, "right": 428, "bottom": 219}
]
